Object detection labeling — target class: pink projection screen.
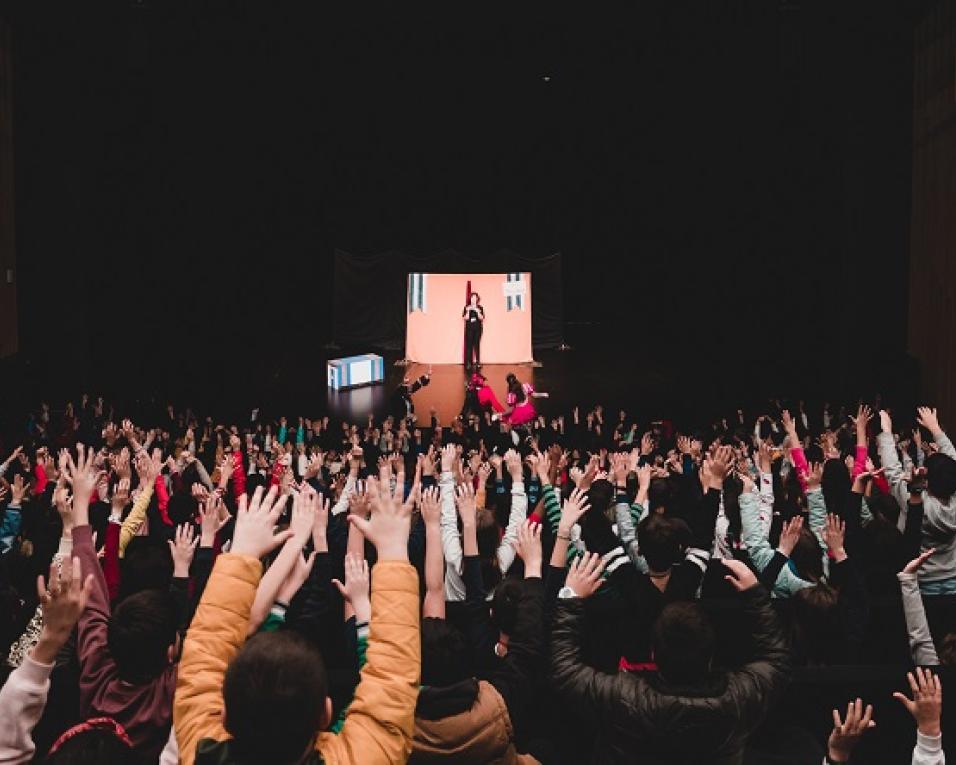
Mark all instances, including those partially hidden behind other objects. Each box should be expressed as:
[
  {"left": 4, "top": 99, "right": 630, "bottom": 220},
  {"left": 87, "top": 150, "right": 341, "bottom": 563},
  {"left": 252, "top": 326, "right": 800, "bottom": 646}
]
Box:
[{"left": 405, "top": 273, "right": 533, "bottom": 364}]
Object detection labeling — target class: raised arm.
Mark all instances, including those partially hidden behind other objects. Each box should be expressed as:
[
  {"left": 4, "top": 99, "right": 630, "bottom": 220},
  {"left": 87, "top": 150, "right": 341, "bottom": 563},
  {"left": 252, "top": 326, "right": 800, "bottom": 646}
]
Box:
[
  {"left": 438, "top": 444, "right": 465, "bottom": 600},
  {"left": 497, "top": 449, "right": 528, "bottom": 574},
  {"left": 897, "top": 550, "right": 941, "bottom": 666},
  {"left": 175, "top": 487, "right": 292, "bottom": 765},
  {"left": 317, "top": 475, "right": 421, "bottom": 765},
  {"left": 420, "top": 486, "right": 445, "bottom": 619}
]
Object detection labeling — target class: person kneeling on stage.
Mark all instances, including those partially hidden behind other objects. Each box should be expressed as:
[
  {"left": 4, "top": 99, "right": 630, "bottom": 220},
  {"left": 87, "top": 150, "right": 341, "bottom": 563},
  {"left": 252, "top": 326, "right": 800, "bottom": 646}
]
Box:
[{"left": 462, "top": 372, "right": 505, "bottom": 419}]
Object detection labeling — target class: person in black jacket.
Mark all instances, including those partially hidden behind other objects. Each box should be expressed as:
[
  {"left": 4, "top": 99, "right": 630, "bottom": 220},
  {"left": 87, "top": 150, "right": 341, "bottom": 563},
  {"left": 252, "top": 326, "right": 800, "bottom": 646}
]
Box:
[{"left": 550, "top": 554, "right": 791, "bottom": 765}]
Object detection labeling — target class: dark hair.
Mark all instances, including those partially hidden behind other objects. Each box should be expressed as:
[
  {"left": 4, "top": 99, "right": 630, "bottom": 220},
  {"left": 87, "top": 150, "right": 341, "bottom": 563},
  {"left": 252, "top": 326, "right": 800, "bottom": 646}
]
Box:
[
  {"left": 647, "top": 478, "right": 673, "bottom": 513},
  {"left": 789, "top": 527, "right": 824, "bottom": 583},
  {"left": 421, "top": 617, "right": 471, "bottom": 686},
  {"left": 46, "top": 729, "right": 143, "bottom": 765},
  {"left": 118, "top": 538, "right": 173, "bottom": 601},
  {"left": 166, "top": 493, "right": 198, "bottom": 526},
  {"left": 926, "top": 453, "right": 956, "bottom": 503},
  {"left": 469, "top": 292, "right": 481, "bottom": 303},
  {"left": 491, "top": 577, "right": 522, "bottom": 635},
  {"left": 939, "top": 633, "right": 956, "bottom": 666},
  {"left": 506, "top": 374, "right": 526, "bottom": 404},
  {"left": 638, "top": 515, "right": 690, "bottom": 573},
  {"left": 108, "top": 590, "right": 178, "bottom": 683},
  {"left": 792, "top": 582, "right": 840, "bottom": 664},
  {"left": 223, "top": 631, "right": 328, "bottom": 764},
  {"left": 653, "top": 602, "right": 715, "bottom": 683},
  {"left": 476, "top": 509, "right": 502, "bottom": 591}
]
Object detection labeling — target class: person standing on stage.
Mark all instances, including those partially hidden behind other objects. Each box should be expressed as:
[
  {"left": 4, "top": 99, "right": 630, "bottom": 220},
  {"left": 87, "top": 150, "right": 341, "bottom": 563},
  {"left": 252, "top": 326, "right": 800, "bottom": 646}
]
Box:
[{"left": 462, "top": 292, "right": 485, "bottom": 370}]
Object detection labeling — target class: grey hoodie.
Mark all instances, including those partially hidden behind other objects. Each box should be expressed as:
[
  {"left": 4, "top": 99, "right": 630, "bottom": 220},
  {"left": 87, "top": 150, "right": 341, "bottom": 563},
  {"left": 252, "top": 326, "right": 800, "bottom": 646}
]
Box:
[{"left": 878, "top": 430, "right": 956, "bottom": 583}]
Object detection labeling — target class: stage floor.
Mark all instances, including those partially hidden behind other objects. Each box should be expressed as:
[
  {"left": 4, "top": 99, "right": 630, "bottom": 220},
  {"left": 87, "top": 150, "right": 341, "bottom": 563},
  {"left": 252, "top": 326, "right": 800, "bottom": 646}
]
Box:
[{"left": 404, "top": 363, "right": 535, "bottom": 424}]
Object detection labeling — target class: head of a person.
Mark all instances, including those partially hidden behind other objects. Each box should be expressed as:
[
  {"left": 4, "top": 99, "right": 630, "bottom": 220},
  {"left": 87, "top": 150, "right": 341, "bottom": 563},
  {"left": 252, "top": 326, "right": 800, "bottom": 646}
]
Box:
[
  {"left": 647, "top": 477, "right": 673, "bottom": 513},
  {"left": 470, "top": 292, "right": 480, "bottom": 306},
  {"left": 119, "top": 538, "right": 173, "bottom": 600},
  {"left": 421, "top": 617, "right": 472, "bottom": 687},
  {"left": 939, "top": 633, "right": 956, "bottom": 666},
  {"left": 925, "top": 452, "right": 956, "bottom": 503},
  {"left": 166, "top": 493, "right": 198, "bottom": 526},
  {"left": 792, "top": 582, "right": 840, "bottom": 663},
  {"left": 46, "top": 719, "right": 144, "bottom": 765},
  {"left": 108, "top": 589, "right": 178, "bottom": 683},
  {"left": 490, "top": 577, "right": 522, "bottom": 636},
  {"left": 652, "top": 602, "right": 715, "bottom": 683},
  {"left": 223, "top": 631, "right": 331, "bottom": 764},
  {"left": 788, "top": 526, "right": 825, "bottom": 583},
  {"left": 638, "top": 514, "right": 690, "bottom": 573}
]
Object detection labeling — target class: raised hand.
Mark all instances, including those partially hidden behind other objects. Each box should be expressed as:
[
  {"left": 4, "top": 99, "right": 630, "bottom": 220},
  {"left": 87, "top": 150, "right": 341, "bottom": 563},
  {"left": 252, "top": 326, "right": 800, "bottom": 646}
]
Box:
[
  {"left": 33, "top": 557, "right": 94, "bottom": 665},
  {"left": 289, "top": 486, "right": 318, "bottom": 544},
  {"left": 806, "top": 461, "right": 824, "bottom": 491},
  {"left": 455, "top": 482, "right": 477, "bottom": 527},
  {"left": 199, "top": 493, "right": 230, "bottom": 546},
  {"left": 351, "top": 476, "right": 413, "bottom": 561},
  {"left": 231, "top": 486, "right": 293, "bottom": 559},
  {"left": 893, "top": 668, "right": 942, "bottom": 738},
  {"left": 827, "top": 698, "right": 876, "bottom": 763},
  {"left": 53, "top": 478, "right": 73, "bottom": 533},
  {"left": 440, "top": 443, "right": 457, "bottom": 473},
  {"left": 901, "top": 547, "right": 935, "bottom": 576},
  {"left": 822, "top": 514, "right": 847, "bottom": 562},
  {"left": 781, "top": 409, "right": 799, "bottom": 442},
  {"left": 565, "top": 552, "right": 605, "bottom": 599},
  {"left": 332, "top": 552, "right": 371, "bottom": 624},
  {"left": 610, "top": 452, "right": 629, "bottom": 486},
  {"left": 278, "top": 549, "right": 318, "bottom": 605},
  {"left": 420, "top": 486, "right": 441, "bottom": 527},
  {"left": 722, "top": 558, "right": 758, "bottom": 592},
  {"left": 503, "top": 449, "right": 523, "bottom": 481},
  {"left": 776, "top": 515, "right": 804, "bottom": 557},
  {"left": 348, "top": 481, "right": 371, "bottom": 520},
  {"left": 851, "top": 404, "right": 873, "bottom": 438},
  {"left": 708, "top": 445, "right": 734, "bottom": 486},
  {"left": 879, "top": 409, "right": 893, "bottom": 435},
  {"left": 640, "top": 432, "right": 654, "bottom": 457},
  {"left": 514, "top": 520, "right": 543, "bottom": 578},
  {"left": 559, "top": 487, "right": 591, "bottom": 536},
  {"left": 916, "top": 406, "right": 942, "bottom": 436},
  {"left": 168, "top": 524, "right": 199, "bottom": 577}
]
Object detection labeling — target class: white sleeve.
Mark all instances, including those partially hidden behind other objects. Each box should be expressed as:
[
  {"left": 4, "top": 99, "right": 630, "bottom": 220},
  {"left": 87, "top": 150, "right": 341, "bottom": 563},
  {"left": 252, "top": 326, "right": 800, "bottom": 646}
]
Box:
[
  {"left": 912, "top": 732, "right": 945, "bottom": 765},
  {"left": 497, "top": 480, "right": 527, "bottom": 573},
  {"left": 439, "top": 471, "right": 466, "bottom": 601},
  {"left": 331, "top": 475, "right": 356, "bottom": 516}
]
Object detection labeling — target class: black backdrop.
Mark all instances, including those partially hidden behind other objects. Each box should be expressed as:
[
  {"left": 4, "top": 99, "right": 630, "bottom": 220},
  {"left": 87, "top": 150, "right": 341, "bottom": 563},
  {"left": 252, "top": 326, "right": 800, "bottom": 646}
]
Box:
[{"left": 332, "top": 250, "right": 564, "bottom": 352}]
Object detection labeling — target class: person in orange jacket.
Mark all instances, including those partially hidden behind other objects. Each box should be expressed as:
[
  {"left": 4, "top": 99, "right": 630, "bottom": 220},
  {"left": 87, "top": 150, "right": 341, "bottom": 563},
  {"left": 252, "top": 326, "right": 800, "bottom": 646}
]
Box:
[{"left": 174, "top": 481, "right": 421, "bottom": 765}]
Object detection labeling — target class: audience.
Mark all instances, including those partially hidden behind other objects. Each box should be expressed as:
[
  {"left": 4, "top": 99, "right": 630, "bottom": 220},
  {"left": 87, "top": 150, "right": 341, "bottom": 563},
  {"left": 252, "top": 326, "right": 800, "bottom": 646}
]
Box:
[{"left": 0, "top": 392, "right": 950, "bottom": 764}]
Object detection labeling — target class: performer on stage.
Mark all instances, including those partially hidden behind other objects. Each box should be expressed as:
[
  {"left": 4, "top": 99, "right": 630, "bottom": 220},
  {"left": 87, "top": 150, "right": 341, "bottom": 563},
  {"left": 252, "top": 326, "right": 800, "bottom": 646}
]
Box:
[
  {"left": 392, "top": 367, "right": 431, "bottom": 422},
  {"left": 461, "top": 371, "right": 505, "bottom": 418},
  {"left": 462, "top": 292, "right": 485, "bottom": 370},
  {"left": 499, "top": 373, "right": 548, "bottom": 426}
]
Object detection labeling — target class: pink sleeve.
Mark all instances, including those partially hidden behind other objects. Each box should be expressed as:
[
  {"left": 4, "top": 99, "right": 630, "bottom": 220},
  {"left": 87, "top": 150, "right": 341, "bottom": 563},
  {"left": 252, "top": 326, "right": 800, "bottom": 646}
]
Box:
[
  {"left": 103, "top": 522, "right": 122, "bottom": 602},
  {"left": 231, "top": 451, "right": 247, "bottom": 500},
  {"left": 872, "top": 472, "right": 891, "bottom": 495},
  {"left": 851, "top": 445, "right": 868, "bottom": 479},
  {"left": 155, "top": 475, "right": 172, "bottom": 526},
  {"left": 32, "top": 465, "right": 47, "bottom": 496},
  {"left": 790, "top": 446, "right": 809, "bottom": 492}
]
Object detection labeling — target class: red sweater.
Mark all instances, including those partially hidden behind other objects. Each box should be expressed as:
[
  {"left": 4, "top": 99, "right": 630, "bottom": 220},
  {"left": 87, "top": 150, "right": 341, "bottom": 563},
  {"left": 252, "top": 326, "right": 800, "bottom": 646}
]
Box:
[{"left": 71, "top": 525, "right": 177, "bottom": 761}]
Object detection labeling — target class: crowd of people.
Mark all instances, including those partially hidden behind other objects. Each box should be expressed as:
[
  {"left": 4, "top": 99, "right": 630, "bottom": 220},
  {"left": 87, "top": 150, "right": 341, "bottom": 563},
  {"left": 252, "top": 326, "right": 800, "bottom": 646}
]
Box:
[{"left": 0, "top": 391, "right": 951, "bottom": 763}]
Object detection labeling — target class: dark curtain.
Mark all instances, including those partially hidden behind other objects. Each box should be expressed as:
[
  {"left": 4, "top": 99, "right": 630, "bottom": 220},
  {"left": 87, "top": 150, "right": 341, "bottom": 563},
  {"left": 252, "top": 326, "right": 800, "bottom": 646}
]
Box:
[
  {"left": 332, "top": 249, "right": 564, "bottom": 352},
  {"left": 909, "top": 0, "right": 956, "bottom": 419}
]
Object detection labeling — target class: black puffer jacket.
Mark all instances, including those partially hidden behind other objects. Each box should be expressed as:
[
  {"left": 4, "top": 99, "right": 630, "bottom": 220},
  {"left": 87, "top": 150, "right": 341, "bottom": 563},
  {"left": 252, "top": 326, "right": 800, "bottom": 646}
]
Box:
[{"left": 550, "top": 585, "right": 790, "bottom": 764}]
